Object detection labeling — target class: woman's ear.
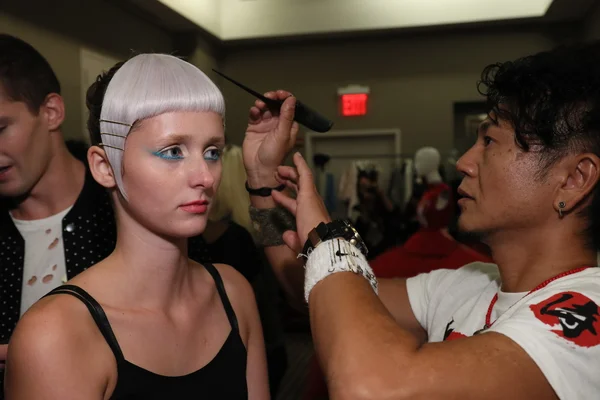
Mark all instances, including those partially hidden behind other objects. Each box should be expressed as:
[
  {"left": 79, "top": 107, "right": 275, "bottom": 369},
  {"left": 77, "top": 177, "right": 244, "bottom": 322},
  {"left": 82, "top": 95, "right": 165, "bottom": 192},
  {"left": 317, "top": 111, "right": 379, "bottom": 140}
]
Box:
[{"left": 87, "top": 146, "right": 117, "bottom": 189}]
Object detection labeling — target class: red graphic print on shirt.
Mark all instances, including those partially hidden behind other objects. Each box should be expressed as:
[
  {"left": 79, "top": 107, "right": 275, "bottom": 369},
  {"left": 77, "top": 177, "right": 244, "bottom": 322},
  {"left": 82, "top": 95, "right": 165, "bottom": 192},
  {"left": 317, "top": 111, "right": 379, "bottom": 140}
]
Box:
[{"left": 530, "top": 291, "right": 600, "bottom": 348}]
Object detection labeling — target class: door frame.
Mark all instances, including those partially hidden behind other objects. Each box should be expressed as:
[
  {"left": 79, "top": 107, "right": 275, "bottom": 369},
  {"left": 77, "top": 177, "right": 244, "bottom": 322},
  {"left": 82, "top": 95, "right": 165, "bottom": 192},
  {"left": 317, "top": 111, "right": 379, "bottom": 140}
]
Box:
[{"left": 304, "top": 128, "right": 402, "bottom": 172}]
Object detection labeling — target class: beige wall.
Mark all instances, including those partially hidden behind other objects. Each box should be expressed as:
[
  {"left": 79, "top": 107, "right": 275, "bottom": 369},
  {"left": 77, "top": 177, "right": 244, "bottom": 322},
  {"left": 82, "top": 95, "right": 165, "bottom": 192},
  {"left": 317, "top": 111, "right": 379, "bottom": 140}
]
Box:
[
  {"left": 219, "top": 28, "right": 559, "bottom": 155},
  {"left": 0, "top": 0, "right": 174, "bottom": 141},
  {"left": 188, "top": 36, "right": 221, "bottom": 82}
]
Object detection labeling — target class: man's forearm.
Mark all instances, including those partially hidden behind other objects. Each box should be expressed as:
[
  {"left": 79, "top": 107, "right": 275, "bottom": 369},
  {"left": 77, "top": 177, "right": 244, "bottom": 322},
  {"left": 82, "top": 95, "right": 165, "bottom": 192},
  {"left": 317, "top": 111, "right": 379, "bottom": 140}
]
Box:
[{"left": 309, "top": 273, "right": 421, "bottom": 398}]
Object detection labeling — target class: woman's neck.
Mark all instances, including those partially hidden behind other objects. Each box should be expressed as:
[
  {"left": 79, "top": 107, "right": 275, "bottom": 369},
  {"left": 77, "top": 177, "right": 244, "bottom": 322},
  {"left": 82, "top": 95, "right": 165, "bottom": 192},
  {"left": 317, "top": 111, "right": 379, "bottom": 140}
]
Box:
[{"left": 108, "top": 217, "right": 193, "bottom": 311}]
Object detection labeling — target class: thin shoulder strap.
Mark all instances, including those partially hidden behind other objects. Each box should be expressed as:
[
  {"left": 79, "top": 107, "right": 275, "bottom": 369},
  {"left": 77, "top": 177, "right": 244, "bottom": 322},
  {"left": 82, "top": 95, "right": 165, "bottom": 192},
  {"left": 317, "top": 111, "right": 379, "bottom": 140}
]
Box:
[
  {"left": 44, "top": 285, "right": 125, "bottom": 362},
  {"left": 203, "top": 263, "right": 239, "bottom": 331}
]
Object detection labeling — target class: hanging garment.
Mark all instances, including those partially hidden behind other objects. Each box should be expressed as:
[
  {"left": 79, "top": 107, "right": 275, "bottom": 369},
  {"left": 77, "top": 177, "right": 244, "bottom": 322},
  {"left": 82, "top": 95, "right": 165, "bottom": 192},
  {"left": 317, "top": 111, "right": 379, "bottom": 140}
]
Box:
[
  {"left": 403, "top": 159, "right": 414, "bottom": 207},
  {"left": 338, "top": 163, "right": 359, "bottom": 219},
  {"left": 416, "top": 182, "right": 453, "bottom": 229}
]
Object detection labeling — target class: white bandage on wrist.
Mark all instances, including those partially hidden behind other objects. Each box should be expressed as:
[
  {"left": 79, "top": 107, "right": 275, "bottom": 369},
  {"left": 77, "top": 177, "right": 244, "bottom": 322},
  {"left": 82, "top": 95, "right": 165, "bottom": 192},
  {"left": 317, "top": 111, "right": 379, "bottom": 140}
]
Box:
[{"left": 304, "top": 238, "right": 378, "bottom": 303}]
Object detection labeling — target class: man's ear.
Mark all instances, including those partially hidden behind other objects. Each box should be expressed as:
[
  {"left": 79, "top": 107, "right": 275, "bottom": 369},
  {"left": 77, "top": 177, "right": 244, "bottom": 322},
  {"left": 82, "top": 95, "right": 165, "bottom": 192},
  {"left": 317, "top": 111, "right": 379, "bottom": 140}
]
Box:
[
  {"left": 554, "top": 153, "right": 600, "bottom": 214},
  {"left": 41, "top": 93, "right": 65, "bottom": 131},
  {"left": 87, "top": 146, "right": 117, "bottom": 189}
]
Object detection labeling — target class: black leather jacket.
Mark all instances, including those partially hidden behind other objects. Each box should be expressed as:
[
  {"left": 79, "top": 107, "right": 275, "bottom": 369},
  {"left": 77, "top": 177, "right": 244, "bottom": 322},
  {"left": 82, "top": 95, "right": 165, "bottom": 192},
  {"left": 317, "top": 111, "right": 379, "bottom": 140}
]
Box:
[{"left": 0, "top": 141, "right": 117, "bottom": 343}]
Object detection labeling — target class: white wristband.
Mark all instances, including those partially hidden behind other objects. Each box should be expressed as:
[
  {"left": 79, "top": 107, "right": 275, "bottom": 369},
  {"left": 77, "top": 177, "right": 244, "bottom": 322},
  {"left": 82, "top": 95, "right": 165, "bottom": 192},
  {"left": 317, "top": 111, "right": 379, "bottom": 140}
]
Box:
[{"left": 304, "top": 238, "right": 378, "bottom": 303}]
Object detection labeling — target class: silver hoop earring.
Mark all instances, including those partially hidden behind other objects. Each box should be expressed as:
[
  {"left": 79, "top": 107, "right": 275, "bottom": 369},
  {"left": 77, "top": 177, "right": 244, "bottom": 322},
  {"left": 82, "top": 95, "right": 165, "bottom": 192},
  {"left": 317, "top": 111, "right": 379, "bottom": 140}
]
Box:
[{"left": 558, "top": 201, "right": 566, "bottom": 218}]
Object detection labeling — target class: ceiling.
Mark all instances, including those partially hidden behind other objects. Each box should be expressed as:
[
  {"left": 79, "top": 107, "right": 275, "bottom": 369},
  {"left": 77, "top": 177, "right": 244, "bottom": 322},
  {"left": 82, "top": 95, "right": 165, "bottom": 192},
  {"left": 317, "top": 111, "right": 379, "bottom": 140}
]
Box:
[{"left": 123, "top": 0, "right": 596, "bottom": 42}]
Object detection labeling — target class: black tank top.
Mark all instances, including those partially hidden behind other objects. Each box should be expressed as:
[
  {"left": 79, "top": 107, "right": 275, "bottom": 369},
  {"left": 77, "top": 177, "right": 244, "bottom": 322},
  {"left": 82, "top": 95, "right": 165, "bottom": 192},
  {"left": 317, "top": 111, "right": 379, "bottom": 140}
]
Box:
[{"left": 45, "top": 263, "right": 248, "bottom": 399}]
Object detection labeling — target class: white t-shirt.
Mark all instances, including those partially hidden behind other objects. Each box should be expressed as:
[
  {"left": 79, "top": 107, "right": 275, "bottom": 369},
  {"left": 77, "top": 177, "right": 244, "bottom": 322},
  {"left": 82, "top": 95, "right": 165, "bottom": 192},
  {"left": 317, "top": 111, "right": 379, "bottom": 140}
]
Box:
[
  {"left": 11, "top": 207, "right": 72, "bottom": 316},
  {"left": 406, "top": 262, "right": 600, "bottom": 400}
]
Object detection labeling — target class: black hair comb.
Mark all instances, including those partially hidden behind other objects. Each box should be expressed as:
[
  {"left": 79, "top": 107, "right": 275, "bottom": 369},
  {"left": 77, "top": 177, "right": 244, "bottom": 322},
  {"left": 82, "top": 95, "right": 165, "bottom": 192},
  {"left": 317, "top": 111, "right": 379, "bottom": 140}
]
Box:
[{"left": 213, "top": 69, "right": 333, "bottom": 133}]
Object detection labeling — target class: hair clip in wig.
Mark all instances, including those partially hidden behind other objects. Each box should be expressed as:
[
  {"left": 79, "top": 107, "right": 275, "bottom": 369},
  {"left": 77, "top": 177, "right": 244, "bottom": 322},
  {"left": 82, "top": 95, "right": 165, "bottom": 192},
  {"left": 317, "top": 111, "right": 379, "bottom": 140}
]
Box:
[
  {"left": 100, "top": 132, "right": 127, "bottom": 139},
  {"left": 99, "top": 130, "right": 127, "bottom": 152},
  {"left": 97, "top": 143, "right": 124, "bottom": 151},
  {"left": 99, "top": 118, "right": 132, "bottom": 127}
]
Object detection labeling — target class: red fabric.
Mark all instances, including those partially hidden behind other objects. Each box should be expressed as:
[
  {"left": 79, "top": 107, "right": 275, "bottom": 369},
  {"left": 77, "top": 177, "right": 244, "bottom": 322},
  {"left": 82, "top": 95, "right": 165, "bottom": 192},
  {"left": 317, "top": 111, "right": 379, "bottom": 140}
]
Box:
[
  {"left": 417, "top": 182, "right": 453, "bottom": 229},
  {"left": 370, "top": 229, "right": 492, "bottom": 279}
]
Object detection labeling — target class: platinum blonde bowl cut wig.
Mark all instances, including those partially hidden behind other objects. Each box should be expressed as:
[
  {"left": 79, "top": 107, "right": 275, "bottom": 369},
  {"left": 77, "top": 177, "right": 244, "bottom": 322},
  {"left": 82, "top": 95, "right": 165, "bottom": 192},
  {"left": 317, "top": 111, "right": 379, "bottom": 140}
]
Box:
[{"left": 99, "top": 53, "right": 226, "bottom": 197}]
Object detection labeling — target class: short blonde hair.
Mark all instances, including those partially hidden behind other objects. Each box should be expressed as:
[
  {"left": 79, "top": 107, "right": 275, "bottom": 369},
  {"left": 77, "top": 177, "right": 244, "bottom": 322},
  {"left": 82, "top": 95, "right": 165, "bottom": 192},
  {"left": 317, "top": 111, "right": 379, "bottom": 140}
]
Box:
[
  {"left": 209, "top": 145, "right": 257, "bottom": 242},
  {"left": 100, "top": 53, "right": 225, "bottom": 196}
]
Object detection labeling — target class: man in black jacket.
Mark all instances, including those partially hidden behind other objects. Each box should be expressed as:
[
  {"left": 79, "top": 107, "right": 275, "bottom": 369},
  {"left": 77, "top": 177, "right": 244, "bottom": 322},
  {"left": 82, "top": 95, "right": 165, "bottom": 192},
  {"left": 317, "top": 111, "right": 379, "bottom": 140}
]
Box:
[
  {"left": 0, "top": 35, "right": 115, "bottom": 346},
  {"left": 0, "top": 35, "right": 122, "bottom": 385}
]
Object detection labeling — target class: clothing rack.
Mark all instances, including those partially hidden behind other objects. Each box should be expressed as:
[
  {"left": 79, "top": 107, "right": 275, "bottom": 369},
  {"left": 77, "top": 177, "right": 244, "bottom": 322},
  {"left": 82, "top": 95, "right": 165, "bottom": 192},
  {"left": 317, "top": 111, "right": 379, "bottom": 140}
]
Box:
[
  {"left": 322, "top": 153, "right": 407, "bottom": 159},
  {"left": 322, "top": 153, "right": 456, "bottom": 160}
]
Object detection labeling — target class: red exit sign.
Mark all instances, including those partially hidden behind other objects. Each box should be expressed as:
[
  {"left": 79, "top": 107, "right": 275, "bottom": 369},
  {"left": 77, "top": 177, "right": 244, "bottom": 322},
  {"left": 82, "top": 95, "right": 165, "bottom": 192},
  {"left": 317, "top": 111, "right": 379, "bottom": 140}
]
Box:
[{"left": 341, "top": 93, "right": 368, "bottom": 116}]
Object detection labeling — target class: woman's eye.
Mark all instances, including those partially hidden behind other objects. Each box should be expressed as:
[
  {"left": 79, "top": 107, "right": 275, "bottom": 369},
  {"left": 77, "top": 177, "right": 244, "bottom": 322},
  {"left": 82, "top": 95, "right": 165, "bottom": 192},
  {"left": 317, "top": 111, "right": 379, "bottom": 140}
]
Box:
[
  {"left": 483, "top": 136, "right": 493, "bottom": 146},
  {"left": 156, "top": 146, "right": 184, "bottom": 160},
  {"left": 204, "top": 148, "right": 221, "bottom": 161}
]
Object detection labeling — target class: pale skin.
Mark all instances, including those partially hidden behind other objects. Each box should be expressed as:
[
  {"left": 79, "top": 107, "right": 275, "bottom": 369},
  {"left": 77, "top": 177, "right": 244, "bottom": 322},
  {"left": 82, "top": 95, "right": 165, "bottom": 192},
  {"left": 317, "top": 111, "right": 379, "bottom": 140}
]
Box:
[
  {"left": 243, "top": 91, "right": 600, "bottom": 399},
  {"left": 5, "top": 111, "right": 269, "bottom": 399},
  {"left": 0, "top": 90, "right": 85, "bottom": 365}
]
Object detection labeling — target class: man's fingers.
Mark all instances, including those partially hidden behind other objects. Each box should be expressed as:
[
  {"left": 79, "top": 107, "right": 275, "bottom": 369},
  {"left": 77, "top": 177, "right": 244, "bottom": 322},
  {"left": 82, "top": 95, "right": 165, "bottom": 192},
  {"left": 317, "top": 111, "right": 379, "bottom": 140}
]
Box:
[
  {"left": 284, "top": 179, "right": 299, "bottom": 194},
  {"left": 275, "top": 172, "right": 299, "bottom": 194},
  {"left": 276, "top": 90, "right": 293, "bottom": 99},
  {"left": 271, "top": 190, "right": 298, "bottom": 216},
  {"left": 288, "top": 122, "right": 299, "bottom": 150},
  {"left": 282, "top": 230, "right": 302, "bottom": 254},
  {"left": 293, "top": 152, "right": 314, "bottom": 189},
  {"left": 256, "top": 90, "right": 292, "bottom": 109},
  {"left": 277, "top": 166, "right": 299, "bottom": 183},
  {"left": 277, "top": 96, "right": 296, "bottom": 137}
]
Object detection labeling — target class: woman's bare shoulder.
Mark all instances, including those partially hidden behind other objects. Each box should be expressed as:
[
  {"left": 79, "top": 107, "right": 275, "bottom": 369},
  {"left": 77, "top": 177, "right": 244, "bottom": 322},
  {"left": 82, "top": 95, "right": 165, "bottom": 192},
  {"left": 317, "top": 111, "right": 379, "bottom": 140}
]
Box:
[
  {"left": 192, "top": 261, "right": 257, "bottom": 333},
  {"left": 188, "top": 259, "right": 253, "bottom": 295},
  {"left": 6, "top": 292, "right": 114, "bottom": 398},
  {"left": 12, "top": 291, "right": 109, "bottom": 358},
  {"left": 208, "top": 262, "right": 255, "bottom": 301}
]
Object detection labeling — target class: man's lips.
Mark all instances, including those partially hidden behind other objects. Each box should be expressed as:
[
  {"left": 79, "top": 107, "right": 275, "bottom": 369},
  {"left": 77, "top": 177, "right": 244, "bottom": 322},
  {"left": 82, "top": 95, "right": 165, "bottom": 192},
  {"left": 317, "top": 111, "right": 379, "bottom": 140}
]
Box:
[{"left": 457, "top": 187, "right": 474, "bottom": 200}]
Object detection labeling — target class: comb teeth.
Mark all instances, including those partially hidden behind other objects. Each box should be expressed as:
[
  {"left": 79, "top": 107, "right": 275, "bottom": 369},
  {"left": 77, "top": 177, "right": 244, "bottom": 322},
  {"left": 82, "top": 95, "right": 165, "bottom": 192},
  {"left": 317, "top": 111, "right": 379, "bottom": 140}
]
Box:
[
  {"left": 213, "top": 69, "right": 282, "bottom": 109},
  {"left": 212, "top": 68, "right": 334, "bottom": 133},
  {"left": 213, "top": 69, "right": 264, "bottom": 99}
]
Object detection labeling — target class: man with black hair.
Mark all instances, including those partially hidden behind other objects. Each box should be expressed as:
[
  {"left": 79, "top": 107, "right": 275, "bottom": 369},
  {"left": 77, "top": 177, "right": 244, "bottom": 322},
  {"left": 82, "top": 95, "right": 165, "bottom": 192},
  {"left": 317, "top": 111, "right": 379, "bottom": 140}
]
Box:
[
  {"left": 0, "top": 35, "right": 119, "bottom": 388},
  {"left": 243, "top": 41, "right": 600, "bottom": 399}
]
